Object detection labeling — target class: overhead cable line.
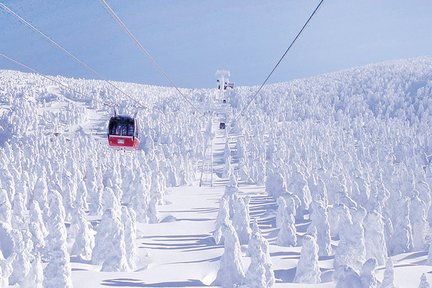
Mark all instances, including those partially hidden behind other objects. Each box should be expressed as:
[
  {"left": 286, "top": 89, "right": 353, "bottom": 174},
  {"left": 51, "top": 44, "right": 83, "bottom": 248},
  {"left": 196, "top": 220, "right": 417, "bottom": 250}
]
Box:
[
  {"left": 98, "top": 0, "right": 203, "bottom": 115},
  {"left": 0, "top": 3, "right": 146, "bottom": 110},
  {"left": 234, "top": 0, "right": 325, "bottom": 121},
  {"left": 0, "top": 52, "right": 90, "bottom": 99}
]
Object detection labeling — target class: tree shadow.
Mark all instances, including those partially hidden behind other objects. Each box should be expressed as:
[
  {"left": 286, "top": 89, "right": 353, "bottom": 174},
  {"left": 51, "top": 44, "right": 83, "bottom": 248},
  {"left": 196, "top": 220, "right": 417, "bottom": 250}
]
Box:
[
  {"left": 274, "top": 267, "right": 297, "bottom": 283},
  {"left": 101, "top": 278, "right": 204, "bottom": 287}
]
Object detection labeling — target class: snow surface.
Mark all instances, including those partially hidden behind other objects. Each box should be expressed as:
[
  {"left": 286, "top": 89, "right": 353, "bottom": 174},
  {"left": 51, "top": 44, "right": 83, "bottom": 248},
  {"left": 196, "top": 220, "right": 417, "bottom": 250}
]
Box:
[{"left": 1, "top": 57, "right": 432, "bottom": 287}]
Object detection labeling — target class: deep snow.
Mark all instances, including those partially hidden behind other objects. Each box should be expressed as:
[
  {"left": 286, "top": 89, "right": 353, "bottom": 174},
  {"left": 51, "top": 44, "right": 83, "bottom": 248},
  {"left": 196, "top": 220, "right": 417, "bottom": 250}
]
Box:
[{"left": 1, "top": 57, "right": 432, "bottom": 287}]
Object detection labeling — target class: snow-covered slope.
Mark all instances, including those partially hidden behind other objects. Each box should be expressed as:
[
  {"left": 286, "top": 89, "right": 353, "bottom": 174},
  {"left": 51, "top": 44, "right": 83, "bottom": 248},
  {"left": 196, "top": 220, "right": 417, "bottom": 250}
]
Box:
[{"left": 1, "top": 57, "right": 432, "bottom": 287}]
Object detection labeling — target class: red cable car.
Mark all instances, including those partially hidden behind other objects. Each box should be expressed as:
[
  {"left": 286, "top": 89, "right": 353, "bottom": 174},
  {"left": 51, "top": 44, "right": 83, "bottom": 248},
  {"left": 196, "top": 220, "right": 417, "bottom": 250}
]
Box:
[{"left": 108, "top": 114, "right": 140, "bottom": 149}]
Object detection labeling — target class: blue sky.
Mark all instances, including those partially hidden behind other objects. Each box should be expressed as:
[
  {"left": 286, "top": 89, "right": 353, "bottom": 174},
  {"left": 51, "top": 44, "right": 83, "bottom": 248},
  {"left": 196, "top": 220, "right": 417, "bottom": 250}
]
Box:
[{"left": 1, "top": 0, "right": 431, "bottom": 88}]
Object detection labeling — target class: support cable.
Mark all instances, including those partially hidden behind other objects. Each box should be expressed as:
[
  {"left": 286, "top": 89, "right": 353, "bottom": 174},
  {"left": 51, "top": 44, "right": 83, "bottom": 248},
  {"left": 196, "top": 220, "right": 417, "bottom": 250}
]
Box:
[
  {"left": 1, "top": 52, "right": 92, "bottom": 100},
  {"left": 98, "top": 0, "right": 202, "bottom": 114},
  {"left": 234, "top": 0, "right": 325, "bottom": 121},
  {"left": 0, "top": 3, "right": 146, "bottom": 110}
]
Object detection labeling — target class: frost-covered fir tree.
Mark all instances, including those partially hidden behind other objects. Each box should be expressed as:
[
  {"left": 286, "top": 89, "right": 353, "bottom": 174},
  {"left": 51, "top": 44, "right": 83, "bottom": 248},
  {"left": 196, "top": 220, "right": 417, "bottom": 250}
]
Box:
[
  {"left": 150, "top": 170, "right": 165, "bottom": 205},
  {"left": 409, "top": 190, "right": 427, "bottom": 251},
  {"left": 276, "top": 197, "right": 287, "bottom": 229},
  {"left": 29, "top": 201, "right": 47, "bottom": 254},
  {"left": 389, "top": 198, "right": 413, "bottom": 255},
  {"left": 419, "top": 273, "right": 431, "bottom": 288},
  {"left": 294, "top": 234, "right": 321, "bottom": 284},
  {"left": 245, "top": 220, "right": 274, "bottom": 287},
  {"left": 23, "top": 254, "right": 44, "bottom": 288},
  {"left": 232, "top": 197, "right": 252, "bottom": 245},
  {"left": 121, "top": 206, "right": 137, "bottom": 271},
  {"left": 86, "top": 163, "right": 102, "bottom": 216},
  {"left": 214, "top": 197, "right": 230, "bottom": 245},
  {"left": 364, "top": 209, "right": 387, "bottom": 265},
  {"left": 265, "top": 170, "right": 286, "bottom": 199},
  {"left": 32, "top": 169, "right": 49, "bottom": 213},
  {"left": 43, "top": 191, "right": 72, "bottom": 288},
  {"left": 102, "top": 179, "right": 121, "bottom": 216},
  {"left": 351, "top": 206, "right": 367, "bottom": 265},
  {"left": 147, "top": 193, "right": 159, "bottom": 224},
  {"left": 360, "top": 258, "right": 378, "bottom": 288},
  {"left": 0, "top": 252, "right": 15, "bottom": 288},
  {"left": 277, "top": 202, "right": 297, "bottom": 247},
  {"left": 9, "top": 230, "right": 31, "bottom": 287},
  {"left": 242, "top": 246, "right": 267, "bottom": 288},
  {"left": 222, "top": 155, "right": 233, "bottom": 179},
  {"left": 334, "top": 204, "right": 365, "bottom": 271},
  {"left": 380, "top": 258, "right": 396, "bottom": 288},
  {"left": 76, "top": 174, "right": 89, "bottom": 212},
  {"left": 92, "top": 209, "right": 128, "bottom": 272},
  {"left": 71, "top": 209, "right": 94, "bottom": 261},
  {"left": 334, "top": 265, "right": 362, "bottom": 288},
  {"left": 130, "top": 172, "right": 150, "bottom": 223},
  {"left": 214, "top": 223, "right": 245, "bottom": 287},
  {"left": 427, "top": 244, "right": 432, "bottom": 265},
  {"left": 12, "top": 190, "right": 27, "bottom": 229},
  {"left": 307, "top": 200, "right": 331, "bottom": 256},
  {"left": 0, "top": 190, "right": 12, "bottom": 225},
  {"left": 224, "top": 173, "right": 240, "bottom": 218}
]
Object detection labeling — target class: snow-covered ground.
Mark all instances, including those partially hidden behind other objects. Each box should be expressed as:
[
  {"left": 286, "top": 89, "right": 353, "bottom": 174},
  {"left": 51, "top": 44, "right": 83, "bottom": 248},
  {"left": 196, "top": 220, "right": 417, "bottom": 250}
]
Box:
[{"left": 1, "top": 56, "right": 432, "bottom": 287}]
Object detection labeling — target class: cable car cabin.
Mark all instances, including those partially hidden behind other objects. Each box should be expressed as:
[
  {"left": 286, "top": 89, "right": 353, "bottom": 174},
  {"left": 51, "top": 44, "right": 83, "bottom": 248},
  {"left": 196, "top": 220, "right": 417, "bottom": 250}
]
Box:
[
  {"left": 108, "top": 115, "right": 140, "bottom": 149},
  {"left": 219, "top": 122, "right": 226, "bottom": 129}
]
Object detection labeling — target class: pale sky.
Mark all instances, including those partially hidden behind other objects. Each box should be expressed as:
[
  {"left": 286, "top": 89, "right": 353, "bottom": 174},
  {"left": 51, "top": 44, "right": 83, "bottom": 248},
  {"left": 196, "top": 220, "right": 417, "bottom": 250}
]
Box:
[{"left": 1, "top": 0, "right": 431, "bottom": 88}]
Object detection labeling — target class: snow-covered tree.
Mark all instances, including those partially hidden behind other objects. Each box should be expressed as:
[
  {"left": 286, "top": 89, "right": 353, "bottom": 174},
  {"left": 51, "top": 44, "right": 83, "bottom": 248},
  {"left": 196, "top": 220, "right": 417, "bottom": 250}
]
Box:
[
  {"left": 364, "top": 210, "right": 387, "bottom": 265},
  {"left": 307, "top": 200, "right": 331, "bottom": 256},
  {"left": 130, "top": 172, "right": 149, "bottom": 223},
  {"left": 9, "top": 230, "right": 31, "bottom": 286},
  {"left": 43, "top": 192, "right": 72, "bottom": 288},
  {"left": 380, "top": 258, "right": 395, "bottom": 288},
  {"left": 334, "top": 204, "right": 365, "bottom": 271},
  {"left": 427, "top": 244, "right": 432, "bottom": 265},
  {"left": 277, "top": 201, "right": 297, "bottom": 247},
  {"left": 389, "top": 198, "right": 413, "bottom": 255},
  {"left": 12, "top": 190, "right": 27, "bottom": 229},
  {"left": 214, "top": 197, "right": 230, "bottom": 245},
  {"left": 409, "top": 190, "right": 427, "bottom": 251},
  {"left": 245, "top": 220, "right": 274, "bottom": 287},
  {"left": 29, "top": 201, "right": 47, "bottom": 254},
  {"left": 0, "top": 252, "right": 15, "bottom": 288},
  {"left": 0, "top": 190, "right": 12, "bottom": 225},
  {"left": 23, "top": 254, "right": 44, "bottom": 288},
  {"left": 92, "top": 209, "right": 128, "bottom": 272},
  {"left": 224, "top": 173, "right": 240, "bottom": 218},
  {"left": 147, "top": 193, "right": 159, "bottom": 224},
  {"left": 86, "top": 164, "right": 102, "bottom": 216},
  {"left": 232, "top": 197, "right": 252, "bottom": 245},
  {"left": 76, "top": 174, "right": 89, "bottom": 212},
  {"left": 334, "top": 265, "right": 362, "bottom": 288},
  {"left": 266, "top": 170, "right": 286, "bottom": 199},
  {"left": 276, "top": 197, "right": 287, "bottom": 229},
  {"left": 71, "top": 209, "right": 94, "bottom": 261},
  {"left": 419, "top": 273, "right": 431, "bottom": 288},
  {"left": 121, "top": 206, "right": 137, "bottom": 271},
  {"left": 214, "top": 223, "right": 245, "bottom": 287},
  {"left": 360, "top": 258, "right": 378, "bottom": 288},
  {"left": 294, "top": 234, "right": 321, "bottom": 284},
  {"left": 242, "top": 246, "right": 267, "bottom": 288},
  {"left": 150, "top": 170, "right": 165, "bottom": 205},
  {"left": 102, "top": 179, "right": 121, "bottom": 216}
]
